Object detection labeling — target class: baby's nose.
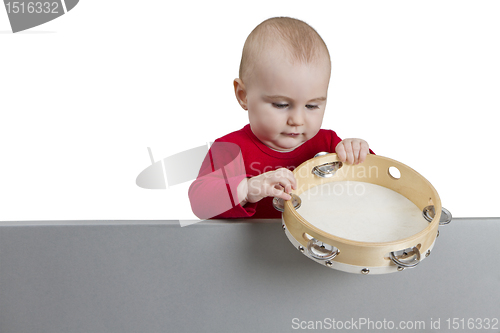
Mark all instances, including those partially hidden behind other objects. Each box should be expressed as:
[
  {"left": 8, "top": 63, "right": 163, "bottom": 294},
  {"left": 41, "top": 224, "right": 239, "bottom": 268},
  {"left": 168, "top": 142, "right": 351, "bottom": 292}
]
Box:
[{"left": 287, "top": 108, "right": 304, "bottom": 126}]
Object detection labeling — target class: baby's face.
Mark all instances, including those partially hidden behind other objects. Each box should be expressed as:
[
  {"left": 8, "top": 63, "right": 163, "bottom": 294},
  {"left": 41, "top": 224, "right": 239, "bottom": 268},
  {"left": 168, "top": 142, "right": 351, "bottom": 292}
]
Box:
[{"left": 244, "top": 49, "right": 330, "bottom": 152}]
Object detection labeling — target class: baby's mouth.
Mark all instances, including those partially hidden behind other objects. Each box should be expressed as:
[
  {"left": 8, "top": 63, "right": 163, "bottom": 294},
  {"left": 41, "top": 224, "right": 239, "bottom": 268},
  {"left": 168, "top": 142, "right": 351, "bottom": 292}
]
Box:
[{"left": 283, "top": 133, "right": 301, "bottom": 137}]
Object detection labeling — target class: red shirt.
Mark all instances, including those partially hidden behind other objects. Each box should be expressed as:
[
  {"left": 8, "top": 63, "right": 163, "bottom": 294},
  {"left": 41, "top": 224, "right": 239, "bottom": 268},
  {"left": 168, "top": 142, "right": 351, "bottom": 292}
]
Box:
[{"left": 189, "top": 124, "right": 343, "bottom": 219}]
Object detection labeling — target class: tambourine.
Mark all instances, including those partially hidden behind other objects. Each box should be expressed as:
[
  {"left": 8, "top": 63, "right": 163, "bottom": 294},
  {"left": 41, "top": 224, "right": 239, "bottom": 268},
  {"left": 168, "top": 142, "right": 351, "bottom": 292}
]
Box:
[{"left": 273, "top": 153, "right": 451, "bottom": 274}]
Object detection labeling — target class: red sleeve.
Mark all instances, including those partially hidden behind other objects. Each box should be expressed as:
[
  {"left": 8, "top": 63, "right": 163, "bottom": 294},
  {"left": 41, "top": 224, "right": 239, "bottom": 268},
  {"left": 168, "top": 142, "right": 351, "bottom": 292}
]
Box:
[
  {"left": 188, "top": 141, "right": 257, "bottom": 219},
  {"left": 331, "top": 131, "right": 343, "bottom": 152}
]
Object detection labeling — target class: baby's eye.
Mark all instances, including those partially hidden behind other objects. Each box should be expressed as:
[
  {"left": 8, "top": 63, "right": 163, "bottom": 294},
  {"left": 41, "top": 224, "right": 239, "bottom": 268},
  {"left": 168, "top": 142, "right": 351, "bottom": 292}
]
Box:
[
  {"left": 273, "top": 103, "right": 289, "bottom": 109},
  {"left": 306, "top": 104, "right": 319, "bottom": 110}
]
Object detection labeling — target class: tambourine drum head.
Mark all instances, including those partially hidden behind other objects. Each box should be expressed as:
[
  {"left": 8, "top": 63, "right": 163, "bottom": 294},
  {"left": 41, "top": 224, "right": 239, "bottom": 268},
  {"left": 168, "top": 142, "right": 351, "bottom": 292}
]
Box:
[{"left": 298, "top": 181, "right": 429, "bottom": 243}]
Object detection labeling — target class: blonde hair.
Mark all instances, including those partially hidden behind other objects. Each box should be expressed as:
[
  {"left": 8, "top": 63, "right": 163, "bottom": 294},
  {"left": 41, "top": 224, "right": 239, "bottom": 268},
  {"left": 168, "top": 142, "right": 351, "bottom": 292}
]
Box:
[{"left": 239, "top": 17, "right": 331, "bottom": 83}]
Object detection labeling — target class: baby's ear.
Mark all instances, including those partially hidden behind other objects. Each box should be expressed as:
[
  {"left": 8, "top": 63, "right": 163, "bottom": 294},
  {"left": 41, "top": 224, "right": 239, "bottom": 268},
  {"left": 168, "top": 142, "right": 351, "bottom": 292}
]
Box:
[{"left": 233, "top": 79, "right": 248, "bottom": 110}]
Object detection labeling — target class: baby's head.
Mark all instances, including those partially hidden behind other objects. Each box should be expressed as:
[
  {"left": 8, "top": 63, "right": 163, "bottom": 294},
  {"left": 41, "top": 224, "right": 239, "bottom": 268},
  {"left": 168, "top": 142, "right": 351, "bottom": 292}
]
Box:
[{"left": 234, "top": 17, "right": 331, "bottom": 152}]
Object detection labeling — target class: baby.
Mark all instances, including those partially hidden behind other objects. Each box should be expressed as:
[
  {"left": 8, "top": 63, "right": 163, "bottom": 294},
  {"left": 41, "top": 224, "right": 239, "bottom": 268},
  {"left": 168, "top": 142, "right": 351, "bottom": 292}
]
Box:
[{"left": 189, "top": 17, "right": 371, "bottom": 220}]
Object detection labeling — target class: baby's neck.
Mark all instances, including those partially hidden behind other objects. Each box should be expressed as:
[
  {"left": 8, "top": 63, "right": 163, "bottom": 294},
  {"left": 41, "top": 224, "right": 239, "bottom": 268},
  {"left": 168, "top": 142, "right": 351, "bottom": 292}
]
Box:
[{"left": 265, "top": 142, "right": 305, "bottom": 153}]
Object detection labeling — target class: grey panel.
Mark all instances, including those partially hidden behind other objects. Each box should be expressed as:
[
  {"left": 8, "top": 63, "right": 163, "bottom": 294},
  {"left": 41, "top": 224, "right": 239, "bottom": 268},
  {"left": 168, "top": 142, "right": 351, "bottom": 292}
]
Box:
[{"left": 0, "top": 219, "right": 499, "bottom": 332}]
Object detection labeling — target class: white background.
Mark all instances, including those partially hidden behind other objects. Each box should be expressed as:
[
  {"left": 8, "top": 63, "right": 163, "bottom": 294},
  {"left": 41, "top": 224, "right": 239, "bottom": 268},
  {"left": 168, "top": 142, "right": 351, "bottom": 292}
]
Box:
[{"left": 0, "top": 0, "right": 498, "bottom": 220}]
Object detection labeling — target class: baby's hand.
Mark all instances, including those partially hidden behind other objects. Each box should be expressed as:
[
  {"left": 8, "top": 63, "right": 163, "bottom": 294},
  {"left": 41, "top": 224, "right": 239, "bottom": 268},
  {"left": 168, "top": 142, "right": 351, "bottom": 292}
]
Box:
[
  {"left": 335, "top": 138, "right": 370, "bottom": 165},
  {"left": 238, "top": 168, "right": 297, "bottom": 206}
]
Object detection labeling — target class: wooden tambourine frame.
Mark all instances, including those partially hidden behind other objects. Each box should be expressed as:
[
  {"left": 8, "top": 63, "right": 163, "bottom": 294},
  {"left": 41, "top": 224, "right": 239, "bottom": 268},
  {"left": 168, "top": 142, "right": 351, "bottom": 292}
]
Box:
[{"left": 280, "top": 153, "right": 451, "bottom": 274}]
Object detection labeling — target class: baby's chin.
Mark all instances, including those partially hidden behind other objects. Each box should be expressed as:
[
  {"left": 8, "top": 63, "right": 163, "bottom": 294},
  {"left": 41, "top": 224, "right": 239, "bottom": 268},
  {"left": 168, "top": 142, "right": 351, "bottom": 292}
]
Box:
[{"left": 267, "top": 139, "right": 307, "bottom": 152}]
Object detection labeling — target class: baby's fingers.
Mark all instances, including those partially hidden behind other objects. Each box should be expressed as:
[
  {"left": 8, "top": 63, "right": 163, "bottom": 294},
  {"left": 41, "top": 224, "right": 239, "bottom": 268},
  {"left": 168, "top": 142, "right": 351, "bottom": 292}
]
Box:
[
  {"left": 341, "top": 141, "right": 355, "bottom": 165},
  {"left": 337, "top": 139, "right": 369, "bottom": 165},
  {"left": 272, "top": 168, "right": 297, "bottom": 190},
  {"left": 271, "top": 186, "right": 292, "bottom": 201},
  {"left": 359, "top": 141, "right": 370, "bottom": 164},
  {"left": 335, "top": 142, "right": 347, "bottom": 163}
]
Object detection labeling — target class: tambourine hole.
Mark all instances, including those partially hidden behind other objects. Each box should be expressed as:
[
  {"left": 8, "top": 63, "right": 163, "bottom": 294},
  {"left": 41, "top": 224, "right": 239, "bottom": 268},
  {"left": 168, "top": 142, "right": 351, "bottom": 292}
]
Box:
[
  {"left": 388, "top": 166, "right": 401, "bottom": 179},
  {"left": 312, "top": 161, "right": 342, "bottom": 178},
  {"left": 389, "top": 245, "right": 421, "bottom": 268},
  {"left": 422, "top": 205, "right": 436, "bottom": 222},
  {"left": 302, "top": 232, "right": 314, "bottom": 241},
  {"left": 384, "top": 244, "right": 421, "bottom": 260},
  {"left": 307, "top": 238, "right": 339, "bottom": 260}
]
